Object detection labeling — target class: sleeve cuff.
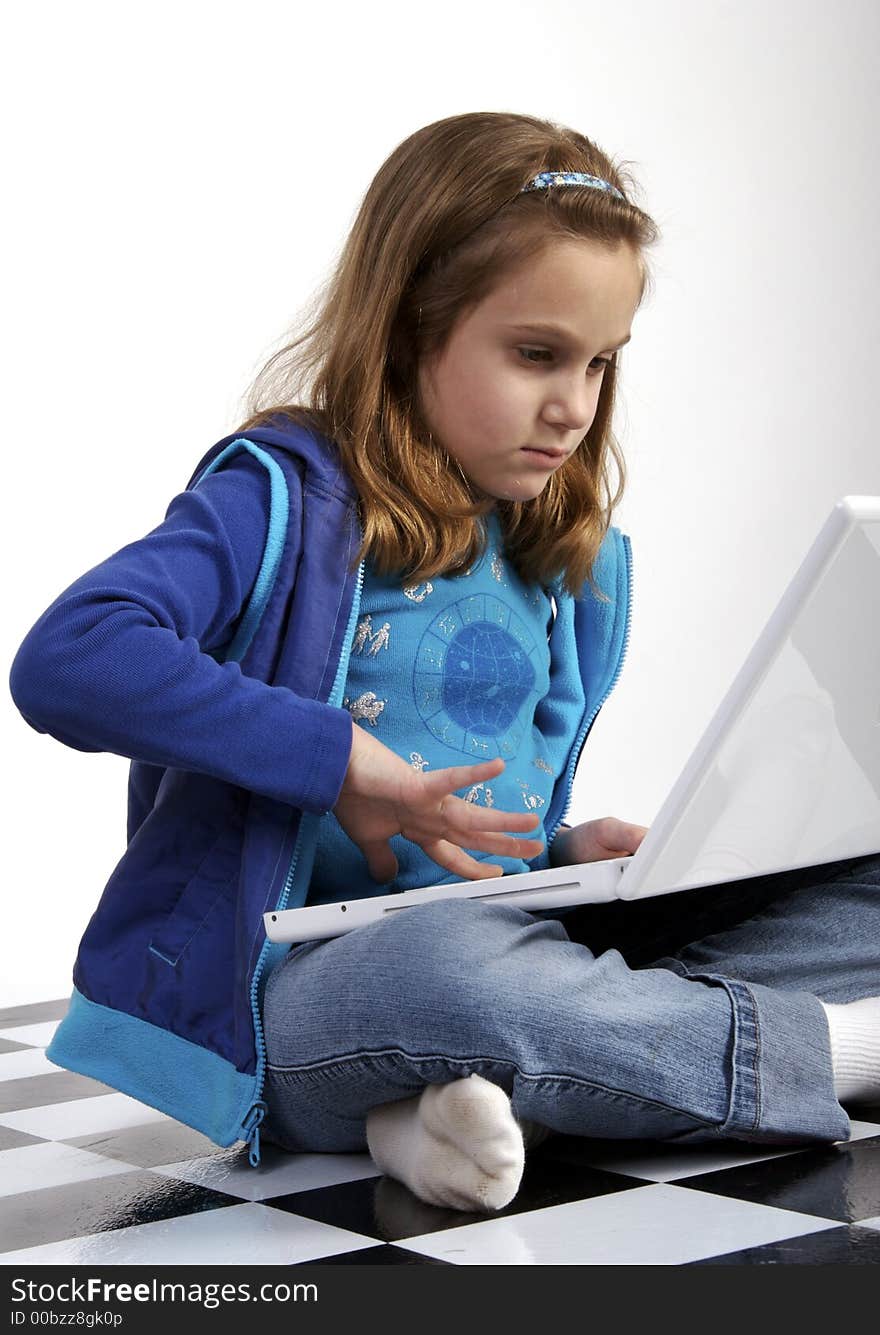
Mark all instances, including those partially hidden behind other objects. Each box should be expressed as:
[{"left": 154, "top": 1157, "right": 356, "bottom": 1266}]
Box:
[{"left": 300, "top": 703, "right": 354, "bottom": 814}]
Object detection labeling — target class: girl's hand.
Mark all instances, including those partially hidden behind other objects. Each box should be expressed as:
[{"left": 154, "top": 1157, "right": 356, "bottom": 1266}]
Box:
[
  {"left": 551, "top": 817, "right": 649, "bottom": 866},
  {"left": 334, "top": 721, "right": 545, "bottom": 883}
]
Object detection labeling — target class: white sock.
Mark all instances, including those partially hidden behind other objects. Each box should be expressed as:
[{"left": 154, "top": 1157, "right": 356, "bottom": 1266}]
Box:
[
  {"left": 820, "top": 996, "right": 880, "bottom": 1103},
  {"left": 366, "top": 1074, "right": 545, "bottom": 1212}
]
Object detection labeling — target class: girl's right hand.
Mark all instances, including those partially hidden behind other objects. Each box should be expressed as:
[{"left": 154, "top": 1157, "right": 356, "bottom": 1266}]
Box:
[{"left": 333, "top": 720, "right": 545, "bottom": 884}]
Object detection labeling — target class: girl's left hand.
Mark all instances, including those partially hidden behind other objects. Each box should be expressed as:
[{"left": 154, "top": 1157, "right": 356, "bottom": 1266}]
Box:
[{"left": 554, "top": 817, "right": 649, "bottom": 865}]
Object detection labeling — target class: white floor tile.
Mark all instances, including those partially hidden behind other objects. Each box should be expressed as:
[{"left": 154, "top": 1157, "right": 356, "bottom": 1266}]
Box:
[
  {"left": 570, "top": 1141, "right": 802, "bottom": 1183},
  {"left": 400, "top": 1184, "right": 839, "bottom": 1266},
  {"left": 151, "top": 1150, "right": 380, "bottom": 1201},
  {"left": 845, "top": 1119, "right": 880, "bottom": 1141},
  {"left": 0, "top": 1022, "right": 61, "bottom": 1048},
  {"left": 0, "top": 1142, "right": 140, "bottom": 1197},
  {"left": 0, "top": 1049, "right": 59, "bottom": 1081},
  {"left": 0, "top": 1202, "right": 379, "bottom": 1266},
  {"left": 0, "top": 1093, "right": 171, "bottom": 1140},
  {"left": 564, "top": 1119, "right": 880, "bottom": 1183}
]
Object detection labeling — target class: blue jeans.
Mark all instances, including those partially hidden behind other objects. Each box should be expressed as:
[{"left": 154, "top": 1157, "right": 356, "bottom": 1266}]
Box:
[{"left": 260, "top": 853, "right": 880, "bottom": 1153}]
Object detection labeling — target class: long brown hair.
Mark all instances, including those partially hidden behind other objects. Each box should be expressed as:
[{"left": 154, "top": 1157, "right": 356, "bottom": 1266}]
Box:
[{"left": 234, "top": 111, "right": 660, "bottom": 600}]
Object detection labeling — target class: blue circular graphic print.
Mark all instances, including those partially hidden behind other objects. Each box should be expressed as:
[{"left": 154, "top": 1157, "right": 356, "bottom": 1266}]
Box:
[
  {"left": 443, "top": 622, "right": 533, "bottom": 733},
  {"left": 413, "top": 592, "right": 544, "bottom": 758}
]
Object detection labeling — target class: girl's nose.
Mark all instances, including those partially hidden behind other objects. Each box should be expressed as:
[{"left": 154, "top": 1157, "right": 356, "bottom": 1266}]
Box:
[
  {"left": 542, "top": 378, "right": 598, "bottom": 436},
  {"left": 542, "top": 402, "right": 594, "bottom": 436}
]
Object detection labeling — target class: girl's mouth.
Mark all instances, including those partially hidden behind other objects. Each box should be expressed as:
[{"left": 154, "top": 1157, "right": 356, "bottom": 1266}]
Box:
[{"left": 521, "top": 447, "right": 565, "bottom": 467}]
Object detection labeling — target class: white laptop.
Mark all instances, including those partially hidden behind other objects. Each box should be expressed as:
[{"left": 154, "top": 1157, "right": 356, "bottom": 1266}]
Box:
[{"left": 265, "top": 496, "right": 880, "bottom": 944}]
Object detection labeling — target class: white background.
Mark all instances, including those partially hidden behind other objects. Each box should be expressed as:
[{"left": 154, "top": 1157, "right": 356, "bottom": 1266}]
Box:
[{"left": 3, "top": 0, "right": 878, "bottom": 1005}]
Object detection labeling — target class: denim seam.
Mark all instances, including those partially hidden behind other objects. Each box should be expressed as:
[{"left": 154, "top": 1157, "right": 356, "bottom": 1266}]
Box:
[
  {"left": 266, "top": 1044, "right": 719, "bottom": 1130},
  {"left": 671, "top": 964, "right": 761, "bottom": 1135}
]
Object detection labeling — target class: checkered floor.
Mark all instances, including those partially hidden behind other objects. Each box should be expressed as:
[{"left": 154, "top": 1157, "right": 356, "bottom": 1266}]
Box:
[{"left": 2, "top": 998, "right": 880, "bottom": 1266}]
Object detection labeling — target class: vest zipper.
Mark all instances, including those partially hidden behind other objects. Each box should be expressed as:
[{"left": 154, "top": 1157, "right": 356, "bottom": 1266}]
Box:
[
  {"left": 241, "top": 1100, "right": 268, "bottom": 1167},
  {"left": 242, "top": 553, "right": 367, "bottom": 1168},
  {"left": 546, "top": 531, "right": 633, "bottom": 849}
]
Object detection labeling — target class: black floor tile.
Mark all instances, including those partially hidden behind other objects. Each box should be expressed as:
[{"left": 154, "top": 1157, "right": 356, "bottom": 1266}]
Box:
[
  {"left": 0, "top": 1069, "right": 117, "bottom": 1114},
  {"left": 0, "top": 1124, "right": 46, "bottom": 1152},
  {"left": 270, "top": 1151, "right": 649, "bottom": 1243},
  {"left": 303, "top": 1244, "right": 454, "bottom": 1265},
  {"left": 0, "top": 999, "right": 70, "bottom": 1027},
  {"left": 64, "top": 1120, "right": 225, "bottom": 1169},
  {"left": 688, "top": 1223, "right": 880, "bottom": 1264},
  {"left": 0, "top": 1168, "right": 242, "bottom": 1252},
  {"left": 0, "top": 1036, "right": 37, "bottom": 1053},
  {"left": 683, "top": 1136, "right": 880, "bottom": 1223}
]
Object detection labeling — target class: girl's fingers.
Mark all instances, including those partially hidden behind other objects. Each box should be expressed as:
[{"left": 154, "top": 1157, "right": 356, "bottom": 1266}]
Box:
[
  {"left": 434, "top": 827, "right": 545, "bottom": 861},
  {"left": 418, "top": 757, "right": 543, "bottom": 837},
  {"left": 421, "top": 757, "right": 504, "bottom": 797},
  {"left": 448, "top": 824, "right": 545, "bottom": 854},
  {"left": 421, "top": 838, "right": 505, "bottom": 880},
  {"left": 364, "top": 848, "right": 399, "bottom": 884},
  {"left": 448, "top": 799, "right": 542, "bottom": 833}
]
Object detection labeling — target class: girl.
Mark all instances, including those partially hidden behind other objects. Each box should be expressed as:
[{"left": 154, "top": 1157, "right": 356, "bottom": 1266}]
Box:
[{"left": 10, "top": 112, "right": 879, "bottom": 1217}]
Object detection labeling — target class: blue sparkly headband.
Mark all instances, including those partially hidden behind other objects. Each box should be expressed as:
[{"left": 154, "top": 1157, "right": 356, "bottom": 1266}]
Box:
[{"left": 521, "top": 171, "right": 625, "bottom": 201}]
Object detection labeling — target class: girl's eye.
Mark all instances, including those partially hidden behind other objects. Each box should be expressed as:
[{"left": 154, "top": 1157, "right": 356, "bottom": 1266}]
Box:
[{"left": 517, "top": 347, "right": 612, "bottom": 373}]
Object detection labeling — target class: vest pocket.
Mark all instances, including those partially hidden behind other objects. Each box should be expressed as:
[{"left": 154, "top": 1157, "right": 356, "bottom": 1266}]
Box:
[{"left": 148, "top": 826, "right": 241, "bottom": 967}]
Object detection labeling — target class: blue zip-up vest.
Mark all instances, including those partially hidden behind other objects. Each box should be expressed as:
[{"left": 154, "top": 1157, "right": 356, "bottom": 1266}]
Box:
[{"left": 41, "top": 415, "right": 633, "bottom": 1167}]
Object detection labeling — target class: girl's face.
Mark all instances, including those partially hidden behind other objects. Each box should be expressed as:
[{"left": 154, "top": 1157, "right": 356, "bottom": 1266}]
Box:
[{"left": 416, "top": 237, "right": 644, "bottom": 505}]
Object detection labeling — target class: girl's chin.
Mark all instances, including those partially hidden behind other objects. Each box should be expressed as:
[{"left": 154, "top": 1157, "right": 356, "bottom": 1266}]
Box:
[
  {"left": 466, "top": 465, "right": 551, "bottom": 504},
  {"left": 493, "top": 477, "right": 549, "bottom": 501}
]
